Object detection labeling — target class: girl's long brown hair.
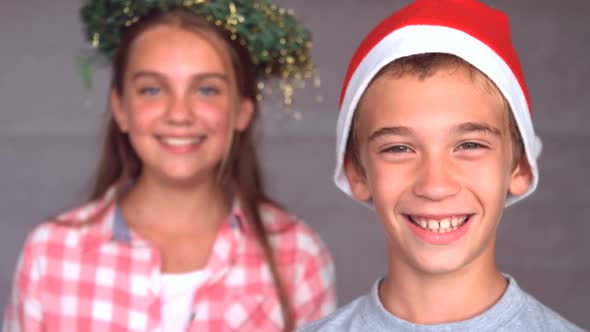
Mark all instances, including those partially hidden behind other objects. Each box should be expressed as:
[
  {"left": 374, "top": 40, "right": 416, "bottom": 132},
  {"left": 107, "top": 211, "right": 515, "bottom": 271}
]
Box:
[{"left": 90, "top": 8, "right": 294, "bottom": 331}]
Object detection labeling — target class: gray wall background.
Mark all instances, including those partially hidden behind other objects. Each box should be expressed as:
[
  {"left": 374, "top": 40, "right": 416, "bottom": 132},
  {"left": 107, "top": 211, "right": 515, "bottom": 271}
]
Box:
[{"left": 1, "top": 0, "right": 588, "bottom": 329}]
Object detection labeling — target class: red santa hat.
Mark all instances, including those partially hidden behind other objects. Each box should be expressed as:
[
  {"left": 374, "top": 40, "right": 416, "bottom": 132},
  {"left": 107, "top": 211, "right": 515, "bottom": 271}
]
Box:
[{"left": 335, "top": 0, "right": 542, "bottom": 206}]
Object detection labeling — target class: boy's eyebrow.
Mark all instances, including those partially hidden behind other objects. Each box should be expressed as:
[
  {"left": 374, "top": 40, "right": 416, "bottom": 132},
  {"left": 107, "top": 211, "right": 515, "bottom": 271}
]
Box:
[
  {"left": 368, "top": 126, "right": 415, "bottom": 141},
  {"left": 131, "top": 71, "right": 228, "bottom": 82},
  {"left": 367, "top": 122, "right": 502, "bottom": 142},
  {"left": 452, "top": 122, "right": 502, "bottom": 137}
]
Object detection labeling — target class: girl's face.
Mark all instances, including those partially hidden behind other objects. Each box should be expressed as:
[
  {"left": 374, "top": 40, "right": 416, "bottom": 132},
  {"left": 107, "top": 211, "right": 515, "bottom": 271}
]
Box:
[{"left": 111, "top": 25, "right": 253, "bottom": 187}]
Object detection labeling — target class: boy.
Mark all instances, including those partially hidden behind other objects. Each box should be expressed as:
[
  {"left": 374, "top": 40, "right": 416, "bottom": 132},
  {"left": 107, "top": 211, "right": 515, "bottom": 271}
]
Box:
[{"left": 300, "top": 0, "right": 584, "bottom": 331}]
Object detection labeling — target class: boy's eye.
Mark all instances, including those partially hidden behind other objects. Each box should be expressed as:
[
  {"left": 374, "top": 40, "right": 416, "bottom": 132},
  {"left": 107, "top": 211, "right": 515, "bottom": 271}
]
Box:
[
  {"left": 457, "top": 142, "right": 486, "bottom": 150},
  {"left": 382, "top": 145, "right": 413, "bottom": 154},
  {"left": 138, "top": 86, "right": 161, "bottom": 96}
]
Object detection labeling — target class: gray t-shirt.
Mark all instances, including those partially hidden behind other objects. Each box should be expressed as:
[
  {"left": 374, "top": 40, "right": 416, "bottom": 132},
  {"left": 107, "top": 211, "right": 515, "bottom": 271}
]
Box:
[{"left": 299, "top": 275, "right": 584, "bottom": 332}]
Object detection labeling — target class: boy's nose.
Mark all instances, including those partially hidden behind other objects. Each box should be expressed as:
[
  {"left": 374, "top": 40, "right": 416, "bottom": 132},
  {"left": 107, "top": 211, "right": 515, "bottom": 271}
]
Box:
[{"left": 412, "top": 156, "right": 461, "bottom": 201}]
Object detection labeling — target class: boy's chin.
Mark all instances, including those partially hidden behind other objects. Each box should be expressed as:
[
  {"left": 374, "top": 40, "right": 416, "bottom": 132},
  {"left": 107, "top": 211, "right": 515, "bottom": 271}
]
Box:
[{"left": 402, "top": 249, "right": 479, "bottom": 277}]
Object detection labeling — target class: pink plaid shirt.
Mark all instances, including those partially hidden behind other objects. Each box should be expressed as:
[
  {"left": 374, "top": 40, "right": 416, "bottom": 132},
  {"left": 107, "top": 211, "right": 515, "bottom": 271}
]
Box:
[{"left": 3, "top": 188, "right": 336, "bottom": 331}]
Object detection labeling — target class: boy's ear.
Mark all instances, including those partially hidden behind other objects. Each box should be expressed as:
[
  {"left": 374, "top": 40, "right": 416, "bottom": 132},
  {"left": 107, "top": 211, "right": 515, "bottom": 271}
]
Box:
[
  {"left": 344, "top": 157, "right": 372, "bottom": 201},
  {"left": 110, "top": 90, "right": 129, "bottom": 132},
  {"left": 508, "top": 154, "right": 532, "bottom": 196},
  {"left": 234, "top": 98, "right": 254, "bottom": 132}
]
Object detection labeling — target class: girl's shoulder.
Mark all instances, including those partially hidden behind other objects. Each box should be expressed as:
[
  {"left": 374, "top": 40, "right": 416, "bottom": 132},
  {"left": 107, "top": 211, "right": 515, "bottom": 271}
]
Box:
[
  {"left": 258, "top": 202, "right": 307, "bottom": 234},
  {"left": 257, "top": 203, "right": 330, "bottom": 257},
  {"left": 24, "top": 196, "right": 114, "bottom": 251}
]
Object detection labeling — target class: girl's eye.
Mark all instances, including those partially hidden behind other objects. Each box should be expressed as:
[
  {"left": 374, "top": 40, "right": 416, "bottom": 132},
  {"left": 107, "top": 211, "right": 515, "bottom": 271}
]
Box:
[
  {"left": 138, "top": 86, "right": 161, "bottom": 96},
  {"left": 383, "top": 145, "right": 413, "bottom": 154},
  {"left": 197, "top": 86, "right": 220, "bottom": 96},
  {"left": 457, "top": 142, "right": 486, "bottom": 150}
]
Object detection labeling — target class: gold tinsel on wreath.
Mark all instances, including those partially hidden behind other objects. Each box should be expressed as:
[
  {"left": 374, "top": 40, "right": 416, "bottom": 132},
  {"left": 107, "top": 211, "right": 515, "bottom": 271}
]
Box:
[{"left": 79, "top": 0, "right": 320, "bottom": 115}]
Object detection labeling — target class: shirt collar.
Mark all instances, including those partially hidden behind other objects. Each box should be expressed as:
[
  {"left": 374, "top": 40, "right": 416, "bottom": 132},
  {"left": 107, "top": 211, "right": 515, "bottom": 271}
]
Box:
[
  {"left": 80, "top": 185, "right": 251, "bottom": 249},
  {"left": 109, "top": 202, "right": 245, "bottom": 243},
  {"left": 111, "top": 205, "right": 131, "bottom": 244},
  {"left": 365, "top": 274, "right": 525, "bottom": 330},
  {"left": 77, "top": 186, "right": 255, "bottom": 286},
  {"left": 108, "top": 190, "right": 249, "bottom": 245}
]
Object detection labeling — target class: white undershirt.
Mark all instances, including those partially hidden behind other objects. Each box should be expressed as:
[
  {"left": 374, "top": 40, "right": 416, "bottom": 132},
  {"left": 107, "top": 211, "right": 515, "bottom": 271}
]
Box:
[{"left": 161, "top": 269, "right": 209, "bottom": 332}]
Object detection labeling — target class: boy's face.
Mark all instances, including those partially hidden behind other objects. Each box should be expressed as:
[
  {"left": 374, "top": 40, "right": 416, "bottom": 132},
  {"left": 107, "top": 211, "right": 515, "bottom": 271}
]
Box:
[{"left": 345, "top": 66, "right": 532, "bottom": 276}]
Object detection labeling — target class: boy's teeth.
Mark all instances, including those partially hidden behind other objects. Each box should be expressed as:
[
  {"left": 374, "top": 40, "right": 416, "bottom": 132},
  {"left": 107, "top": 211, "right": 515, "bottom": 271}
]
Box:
[
  {"left": 412, "top": 216, "right": 468, "bottom": 233},
  {"left": 427, "top": 220, "right": 439, "bottom": 231},
  {"left": 419, "top": 220, "right": 427, "bottom": 229}
]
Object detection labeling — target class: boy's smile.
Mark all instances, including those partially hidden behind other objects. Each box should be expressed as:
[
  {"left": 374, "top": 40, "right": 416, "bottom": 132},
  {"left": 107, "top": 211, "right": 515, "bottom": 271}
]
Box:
[
  {"left": 404, "top": 214, "right": 473, "bottom": 245},
  {"left": 345, "top": 65, "right": 532, "bottom": 275}
]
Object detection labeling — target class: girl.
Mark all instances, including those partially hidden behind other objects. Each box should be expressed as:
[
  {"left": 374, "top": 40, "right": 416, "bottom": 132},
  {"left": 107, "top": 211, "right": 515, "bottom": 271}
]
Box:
[{"left": 4, "top": 2, "right": 335, "bottom": 331}]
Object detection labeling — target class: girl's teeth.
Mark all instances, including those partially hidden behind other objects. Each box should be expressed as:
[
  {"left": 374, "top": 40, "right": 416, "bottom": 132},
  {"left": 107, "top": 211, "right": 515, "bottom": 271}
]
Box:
[{"left": 161, "top": 137, "right": 202, "bottom": 146}]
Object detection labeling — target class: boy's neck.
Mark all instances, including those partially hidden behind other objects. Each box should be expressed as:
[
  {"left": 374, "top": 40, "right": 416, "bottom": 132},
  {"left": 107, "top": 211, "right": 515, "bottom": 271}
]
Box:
[{"left": 379, "top": 250, "right": 507, "bottom": 325}]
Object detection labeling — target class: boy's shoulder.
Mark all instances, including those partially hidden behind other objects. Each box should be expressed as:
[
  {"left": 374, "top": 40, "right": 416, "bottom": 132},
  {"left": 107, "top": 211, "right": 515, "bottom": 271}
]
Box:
[
  {"left": 297, "top": 292, "right": 372, "bottom": 332},
  {"left": 298, "top": 276, "right": 586, "bottom": 332},
  {"left": 515, "top": 289, "right": 585, "bottom": 332}
]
